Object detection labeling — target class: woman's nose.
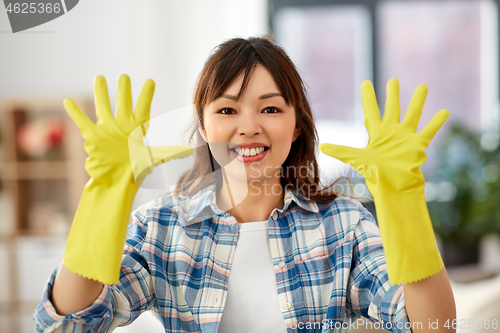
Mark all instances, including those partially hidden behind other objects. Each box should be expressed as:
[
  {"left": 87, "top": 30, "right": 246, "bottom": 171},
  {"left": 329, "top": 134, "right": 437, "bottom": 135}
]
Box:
[{"left": 238, "top": 111, "right": 262, "bottom": 137}]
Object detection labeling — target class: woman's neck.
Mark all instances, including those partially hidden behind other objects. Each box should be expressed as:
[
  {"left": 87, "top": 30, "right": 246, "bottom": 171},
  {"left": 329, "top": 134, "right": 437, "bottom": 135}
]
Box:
[{"left": 216, "top": 176, "right": 284, "bottom": 223}]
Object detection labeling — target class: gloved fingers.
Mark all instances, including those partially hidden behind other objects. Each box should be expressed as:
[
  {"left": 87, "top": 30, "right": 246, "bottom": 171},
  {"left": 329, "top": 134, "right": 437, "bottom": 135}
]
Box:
[
  {"left": 383, "top": 78, "right": 402, "bottom": 124},
  {"left": 402, "top": 84, "right": 428, "bottom": 132},
  {"left": 116, "top": 75, "right": 134, "bottom": 127},
  {"left": 318, "top": 143, "right": 364, "bottom": 168},
  {"left": 361, "top": 80, "right": 382, "bottom": 130},
  {"left": 129, "top": 144, "right": 194, "bottom": 186},
  {"left": 134, "top": 79, "right": 155, "bottom": 126},
  {"left": 64, "top": 98, "right": 95, "bottom": 136},
  {"left": 418, "top": 109, "right": 450, "bottom": 147},
  {"left": 150, "top": 145, "right": 194, "bottom": 165},
  {"left": 94, "top": 76, "right": 115, "bottom": 125},
  {"left": 140, "top": 122, "right": 150, "bottom": 136}
]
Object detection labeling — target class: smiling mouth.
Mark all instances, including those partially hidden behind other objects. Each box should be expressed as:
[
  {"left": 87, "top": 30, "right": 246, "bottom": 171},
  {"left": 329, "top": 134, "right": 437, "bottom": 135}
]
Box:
[{"left": 230, "top": 146, "right": 269, "bottom": 157}]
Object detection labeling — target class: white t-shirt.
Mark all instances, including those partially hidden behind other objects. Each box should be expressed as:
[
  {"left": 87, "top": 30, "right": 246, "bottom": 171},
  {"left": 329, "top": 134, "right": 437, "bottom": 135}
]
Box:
[{"left": 217, "top": 220, "right": 288, "bottom": 333}]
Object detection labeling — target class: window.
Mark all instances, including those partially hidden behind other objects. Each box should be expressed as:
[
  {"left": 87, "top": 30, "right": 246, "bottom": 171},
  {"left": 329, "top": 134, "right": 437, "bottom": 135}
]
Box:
[{"left": 270, "top": 0, "right": 499, "bottom": 183}]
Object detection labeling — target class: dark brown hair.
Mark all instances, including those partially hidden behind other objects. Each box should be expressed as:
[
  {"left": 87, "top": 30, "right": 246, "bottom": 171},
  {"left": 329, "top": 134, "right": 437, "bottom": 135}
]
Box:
[{"left": 174, "top": 36, "right": 339, "bottom": 202}]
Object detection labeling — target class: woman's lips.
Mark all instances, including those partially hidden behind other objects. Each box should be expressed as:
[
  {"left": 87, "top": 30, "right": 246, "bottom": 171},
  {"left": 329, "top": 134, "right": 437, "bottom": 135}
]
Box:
[{"left": 229, "top": 147, "right": 269, "bottom": 163}]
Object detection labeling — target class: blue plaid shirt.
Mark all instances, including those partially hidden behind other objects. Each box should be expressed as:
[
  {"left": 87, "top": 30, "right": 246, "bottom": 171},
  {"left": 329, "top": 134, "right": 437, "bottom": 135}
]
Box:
[{"left": 33, "top": 183, "right": 410, "bottom": 332}]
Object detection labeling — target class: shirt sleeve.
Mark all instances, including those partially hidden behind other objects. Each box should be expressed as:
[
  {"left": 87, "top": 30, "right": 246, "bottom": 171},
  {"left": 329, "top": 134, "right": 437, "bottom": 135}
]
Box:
[
  {"left": 33, "top": 208, "right": 157, "bottom": 333},
  {"left": 345, "top": 205, "right": 410, "bottom": 333}
]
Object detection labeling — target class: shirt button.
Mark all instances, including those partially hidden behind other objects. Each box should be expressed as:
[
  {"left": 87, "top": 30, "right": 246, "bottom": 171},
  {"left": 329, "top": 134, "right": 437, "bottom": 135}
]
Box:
[
  {"left": 278, "top": 261, "right": 286, "bottom": 268},
  {"left": 285, "top": 302, "right": 292, "bottom": 310},
  {"left": 272, "top": 213, "right": 277, "bottom": 220}
]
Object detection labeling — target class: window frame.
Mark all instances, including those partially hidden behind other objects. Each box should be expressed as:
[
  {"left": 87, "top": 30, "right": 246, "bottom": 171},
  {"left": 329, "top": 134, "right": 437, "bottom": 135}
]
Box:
[{"left": 268, "top": 0, "right": 500, "bottom": 102}]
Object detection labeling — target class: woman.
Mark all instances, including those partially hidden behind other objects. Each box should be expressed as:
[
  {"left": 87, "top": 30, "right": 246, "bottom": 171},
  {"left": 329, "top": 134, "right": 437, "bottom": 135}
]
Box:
[{"left": 34, "top": 36, "right": 456, "bottom": 332}]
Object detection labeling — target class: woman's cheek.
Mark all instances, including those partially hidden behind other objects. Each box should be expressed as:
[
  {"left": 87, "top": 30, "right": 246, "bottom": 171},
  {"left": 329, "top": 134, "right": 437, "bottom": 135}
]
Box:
[{"left": 205, "top": 123, "right": 224, "bottom": 141}]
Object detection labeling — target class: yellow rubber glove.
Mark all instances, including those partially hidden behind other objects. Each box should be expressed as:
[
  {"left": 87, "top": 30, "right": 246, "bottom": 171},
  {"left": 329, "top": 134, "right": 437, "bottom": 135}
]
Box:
[
  {"left": 63, "top": 75, "right": 193, "bottom": 284},
  {"left": 319, "top": 78, "right": 450, "bottom": 285}
]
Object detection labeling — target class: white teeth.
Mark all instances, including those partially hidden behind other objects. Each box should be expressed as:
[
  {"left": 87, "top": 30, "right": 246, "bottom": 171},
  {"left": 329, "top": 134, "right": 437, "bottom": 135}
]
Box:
[{"left": 234, "top": 147, "right": 265, "bottom": 157}]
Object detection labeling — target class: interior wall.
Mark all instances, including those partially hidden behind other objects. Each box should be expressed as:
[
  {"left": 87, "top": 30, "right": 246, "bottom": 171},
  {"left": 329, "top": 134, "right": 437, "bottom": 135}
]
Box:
[{"left": 0, "top": 0, "right": 268, "bottom": 210}]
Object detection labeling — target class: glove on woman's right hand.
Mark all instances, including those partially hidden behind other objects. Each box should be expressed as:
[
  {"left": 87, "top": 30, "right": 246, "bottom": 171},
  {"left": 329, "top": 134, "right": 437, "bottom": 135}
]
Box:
[
  {"left": 63, "top": 75, "right": 192, "bottom": 284},
  {"left": 66, "top": 75, "right": 192, "bottom": 188}
]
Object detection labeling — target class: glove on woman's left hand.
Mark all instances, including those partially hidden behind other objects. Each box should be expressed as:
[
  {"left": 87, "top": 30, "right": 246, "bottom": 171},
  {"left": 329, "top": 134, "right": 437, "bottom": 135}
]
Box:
[{"left": 319, "top": 78, "right": 449, "bottom": 285}]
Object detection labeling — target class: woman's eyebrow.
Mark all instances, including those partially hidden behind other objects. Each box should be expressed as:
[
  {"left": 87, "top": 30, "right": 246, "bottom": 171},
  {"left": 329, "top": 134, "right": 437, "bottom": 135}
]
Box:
[{"left": 220, "top": 92, "right": 283, "bottom": 101}]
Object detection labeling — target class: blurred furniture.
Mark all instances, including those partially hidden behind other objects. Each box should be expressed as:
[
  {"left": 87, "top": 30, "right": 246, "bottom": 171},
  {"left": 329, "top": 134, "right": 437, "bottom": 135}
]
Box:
[
  {"left": 0, "top": 97, "right": 92, "bottom": 333},
  {"left": 450, "top": 273, "right": 500, "bottom": 333}
]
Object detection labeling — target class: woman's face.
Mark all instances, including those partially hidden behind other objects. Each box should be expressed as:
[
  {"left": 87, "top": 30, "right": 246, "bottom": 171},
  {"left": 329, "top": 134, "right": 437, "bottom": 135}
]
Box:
[{"left": 201, "top": 63, "right": 301, "bottom": 183}]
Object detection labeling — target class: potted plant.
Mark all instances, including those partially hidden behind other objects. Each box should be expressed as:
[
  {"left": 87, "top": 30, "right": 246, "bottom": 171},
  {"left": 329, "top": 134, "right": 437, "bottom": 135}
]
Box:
[{"left": 428, "top": 123, "right": 500, "bottom": 266}]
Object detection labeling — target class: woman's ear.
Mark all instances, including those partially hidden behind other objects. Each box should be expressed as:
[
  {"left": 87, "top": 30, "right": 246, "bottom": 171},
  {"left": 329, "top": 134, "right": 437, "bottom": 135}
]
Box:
[
  {"left": 292, "top": 127, "right": 301, "bottom": 142},
  {"left": 199, "top": 126, "right": 208, "bottom": 143}
]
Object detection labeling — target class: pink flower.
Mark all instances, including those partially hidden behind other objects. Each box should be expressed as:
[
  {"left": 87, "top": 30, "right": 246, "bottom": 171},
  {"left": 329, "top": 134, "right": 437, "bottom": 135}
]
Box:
[{"left": 17, "top": 116, "right": 65, "bottom": 159}]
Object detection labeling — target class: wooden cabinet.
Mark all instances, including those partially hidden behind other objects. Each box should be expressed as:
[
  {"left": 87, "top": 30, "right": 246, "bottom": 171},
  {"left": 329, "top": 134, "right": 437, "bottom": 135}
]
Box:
[
  {"left": 0, "top": 97, "right": 93, "bottom": 333},
  {"left": 0, "top": 98, "right": 93, "bottom": 235}
]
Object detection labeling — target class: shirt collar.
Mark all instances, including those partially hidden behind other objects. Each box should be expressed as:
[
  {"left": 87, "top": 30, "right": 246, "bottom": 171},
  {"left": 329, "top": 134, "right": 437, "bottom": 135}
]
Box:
[
  {"left": 281, "top": 186, "right": 319, "bottom": 214},
  {"left": 178, "top": 183, "right": 319, "bottom": 225},
  {"left": 181, "top": 183, "right": 223, "bottom": 224}
]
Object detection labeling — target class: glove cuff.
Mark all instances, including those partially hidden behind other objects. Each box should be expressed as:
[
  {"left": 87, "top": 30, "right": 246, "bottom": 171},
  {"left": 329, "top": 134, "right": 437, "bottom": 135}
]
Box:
[
  {"left": 373, "top": 186, "right": 444, "bottom": 285},
  {"left": 63, "top": 178, "right": 139, "bottom": 284}
]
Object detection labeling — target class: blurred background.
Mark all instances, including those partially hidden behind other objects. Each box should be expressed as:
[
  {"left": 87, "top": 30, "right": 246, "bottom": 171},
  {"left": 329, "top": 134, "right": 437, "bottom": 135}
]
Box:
[{"left": 1, "top": 0, "right": 500, "bottom": 332}]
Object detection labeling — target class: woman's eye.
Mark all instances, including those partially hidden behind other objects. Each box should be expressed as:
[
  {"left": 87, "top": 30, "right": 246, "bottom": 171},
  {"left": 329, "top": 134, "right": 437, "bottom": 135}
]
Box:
[
  {"left": 218, "top": 108, "right": 236, "bottom": 115},
  {"left": 263, "top": 107, "right": 281, "bottom": 114}
]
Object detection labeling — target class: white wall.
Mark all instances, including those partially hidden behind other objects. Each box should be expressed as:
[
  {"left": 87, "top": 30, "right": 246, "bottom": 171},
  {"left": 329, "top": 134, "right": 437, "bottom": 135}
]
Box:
[
  {"left": 0, "top": 0, "right": 268, "bottom": 209},
  {"left": 0, "top": 0, "right": 268, "bottom": 111}
]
